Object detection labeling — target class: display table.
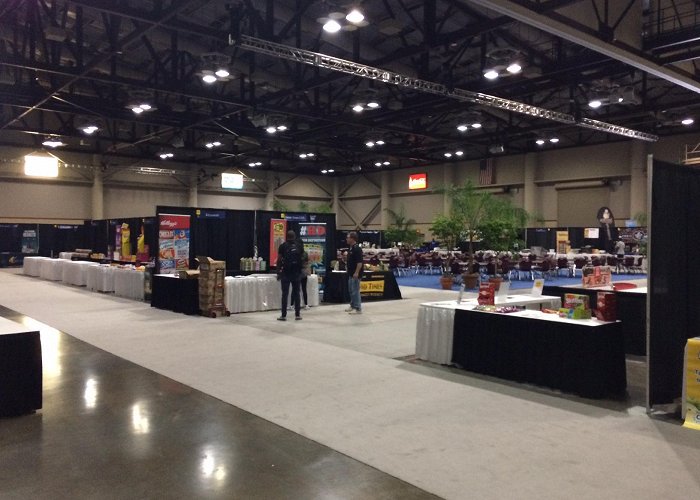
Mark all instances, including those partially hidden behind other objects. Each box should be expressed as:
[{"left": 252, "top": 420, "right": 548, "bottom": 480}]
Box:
[
  {"left": 113, "top": 268, "right": 145, "bottom": 300},
  {"left": 151, "top": 274, "right": 199, "bottom": 315},
  {"left": 542, "top": 285, "right": 647, "bottom": 355},
  {"left": 86, "top": 265, "right": 116, "bottom": 292},
  {"left": 23, "top": 256, "right": 49, "bottom": 276},
  {"left": 224, "top": 274, "right": 320, "bottom": 314},
  {"left": 39, "top": 258, "right": 67, "bottom": 281},
  {"left": 416, "top": 295, "right": 562, "bottom": 365},
  {"left": 0, "top": 317, "right": 42, "bottom": 416},
  {"left": 452, "top": 309, "right": 626, "bottom": 399},
  {"left": 323, "top": 270, "right": 402, "bottom": 303},
  {"left": 59, "top": 252, "right": 75, "bottom": 260},
  {"left": 61, "top": 260, "right": 99, "bottom": 286}
]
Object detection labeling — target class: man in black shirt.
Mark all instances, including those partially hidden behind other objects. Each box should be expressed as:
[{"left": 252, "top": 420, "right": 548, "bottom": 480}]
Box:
[
  {"left": 345, "top": 231, "right": 363, "bottom": 314},
  {"left": 277, "top": 230, "right": 302, "bottom": 321}
]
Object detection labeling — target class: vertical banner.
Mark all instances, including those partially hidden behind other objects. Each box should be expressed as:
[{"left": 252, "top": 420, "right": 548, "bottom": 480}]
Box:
[
  {"left": 21, "top": 229, "right": 39, "bottom": 254},
  {"left": 299, "top": 223, "right": 327, "bottom": 272},
  {"left": 684, "top": 338, "right": 700, "bottom": 430},
  {"left": 270, "top": 219, "right": 287, "bottom": 267},
  {"left": 158, "top": 214, "right": 191, "bottom": 274},
  {"left": 556, "top": 230, "right": 569, "bottom": 254}
]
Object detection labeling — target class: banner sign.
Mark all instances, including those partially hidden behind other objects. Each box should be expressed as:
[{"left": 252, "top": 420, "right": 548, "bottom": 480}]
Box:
[
  {"left": 556, "top": 230, "right": 569, "bottom": 254},
  {"left": 21, "top": 229, "right": 38, "bottom": 254},
  {"left": 684, "top": 338, "right": 700, "bottom": 430},
  {"left": 409, "top": 173, "right": 427, "bottom": 190},
  {"left": 360, "top": 279, "right": 385, "bottom": 295},
  {"left": 299, "top": 223, "right": 327, "bottom": 273},
  {"left": 196, "top": 209, "right": 226, "bottom": 219},
  {"left": 270, "top": 219, "right": 287, "bottom": 267},
  {"left": 158, "top": 214, "right": 190, "bottom": 274},
  {"left": 284, "top": 213, "right": 308, "bottom": 222}
]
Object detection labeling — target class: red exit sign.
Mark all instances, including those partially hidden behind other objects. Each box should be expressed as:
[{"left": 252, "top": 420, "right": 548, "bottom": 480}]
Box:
[{"left": 409, "top": 173, "right": 427, "bottom": 190}]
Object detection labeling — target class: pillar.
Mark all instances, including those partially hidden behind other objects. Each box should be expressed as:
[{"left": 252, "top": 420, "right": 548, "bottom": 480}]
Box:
[
  {"left": 265, "top": 171, "right": 275, "bottom": 210},
  {"left": 629, "top": 141, "right": 648, "bottom": 219},
  {"left": 188, "top": 171, "right": 198, "bottom": 207},
  {"left": 331, "top": 177, "right": 340, "bottom": 214},
  {"left": 523, "top": 153, "right": 537, "bottom": 215},
  {"left": 91, "top": 166, "right": 104, "bottom": 220},
  {"left": 443, "top": 164, "right": 453, "bottom": 214},
  {"left": 380, "top": 170, "right": 390, "bottom": 229}
]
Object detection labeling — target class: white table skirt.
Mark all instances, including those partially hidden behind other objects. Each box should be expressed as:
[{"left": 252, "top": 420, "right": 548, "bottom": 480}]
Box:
[
  {"left": 86, "top": 265, "right": 117, "bottom": 292},
  {"left": 59, "top": 252, "right": 75, "bottom": 260},
  {"left": 113, "top": 268, "right": 145, "bottom": 300},
  {"left": 61, "top": 260, "right": 99, "bottom": 286},
  {"left": 224, "top": 274, "right": 319, "bottom": 314},
  {"left": 39, "top": 258, "right": 67, "bottom": 281},
  {"left": 415, "top": 295, "right": 562, "bottom": 365},
  {"left": 23, "top": 256, "right": 49, "bottom": 276}
]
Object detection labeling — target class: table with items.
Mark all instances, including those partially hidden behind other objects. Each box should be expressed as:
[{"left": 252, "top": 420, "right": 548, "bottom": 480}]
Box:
[
  {"left": 451, "top": 308, "right": 626, "bottom": 399},
  {"left": 0, "top": 316, "right": 42, "bottom": 416},
  {"left": 225, "top": 274, "right": 320, "bottom": 314},
  {"left": 416, "top": 294, "right": 562, "bottom": 365},
  {"left": 323, "top": 270, "right": 402, "bottom": 303}
]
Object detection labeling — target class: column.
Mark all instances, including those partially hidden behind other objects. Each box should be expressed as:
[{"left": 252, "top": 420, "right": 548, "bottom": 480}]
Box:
[
  {"left": 443, "top": 164, "right": 453, "bottom": 214},
  {"left": 523, "top": 153, "right": 537, "bottom": 215},
  {"left": 331, "top": 177, "right": 340, "bottom": 214},
  {"left": 380, "top": 170, "right": 390, "bottom": 229},
  {"left": 188, "top": 171, "right": 198, "bottom": 207},
  {"left": 91, "top": 166, "right": 104, "bottom": 220},
  {"left": 629, "top": 140, "right": 648, "bottom": 219},
  {"left": 265, "top": 171, "right": 275, "bottom": 210}
]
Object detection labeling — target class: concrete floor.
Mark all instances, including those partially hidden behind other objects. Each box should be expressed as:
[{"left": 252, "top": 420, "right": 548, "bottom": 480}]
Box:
[{"left": 0, "top": 305, "right": 437, "bottom": 500}]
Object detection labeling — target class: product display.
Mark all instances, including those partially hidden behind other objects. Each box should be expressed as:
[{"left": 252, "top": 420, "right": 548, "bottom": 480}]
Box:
[
  {"left": 197, "top": 256, "right": 227, "bottom": 316},
  {"left": 582, "top": 265, "right": 612, "bottom": 288},
  {"left": 477, "top": 282, "right": 496, "bottom": 305},
  {"left": 595, "top": 292, "right": 617, "bottom": 322},
  {"left": 560, "top": 293, "right": 592, "bottom": 319}
]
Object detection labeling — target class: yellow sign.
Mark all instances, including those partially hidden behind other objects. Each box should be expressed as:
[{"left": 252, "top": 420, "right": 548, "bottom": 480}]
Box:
[
  {"left": 360, "top": 280, "right": 385, "bottom": 294},
  {"left": 556, "top": 230, "right": 569, "bottom": 254},
  {"left": 684, "top": 338, "right": 700, "bottom": 430}
]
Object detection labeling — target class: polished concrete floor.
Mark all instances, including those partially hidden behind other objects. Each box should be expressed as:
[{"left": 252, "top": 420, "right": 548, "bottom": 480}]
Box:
[{"left": 0, "top": 306, "right": 438, "bottom": 500}]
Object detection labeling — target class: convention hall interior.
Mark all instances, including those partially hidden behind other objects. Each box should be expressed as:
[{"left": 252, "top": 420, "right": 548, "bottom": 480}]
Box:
[{"left": 2, "top": 1, "right": 700, "bottom": 499}]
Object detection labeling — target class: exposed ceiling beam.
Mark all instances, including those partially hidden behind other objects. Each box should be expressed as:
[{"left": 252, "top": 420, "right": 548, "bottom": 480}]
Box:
[{"left": 464, "top": 0, "right": 700, "bottom": 94}]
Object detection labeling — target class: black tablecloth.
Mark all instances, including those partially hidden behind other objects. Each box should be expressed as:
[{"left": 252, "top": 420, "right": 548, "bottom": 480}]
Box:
[
  {"left": 0, "top": 330, "right": 42, "bottom": 417},
  {"left": 452, "top": 309, "right": 627, "bottom": 399},
  {"left": 323, "top": 271, "right": 402, "bottom": 303},
  {"left": 151, "top": 275, "right": 199, "bottom": 315},
  {"left": 543, "top": 285, "right": 646, "bottom": 355}
]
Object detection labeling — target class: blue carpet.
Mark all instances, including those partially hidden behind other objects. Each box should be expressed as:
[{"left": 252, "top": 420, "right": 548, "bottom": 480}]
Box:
[{"left": 396, "top": 272, "right": 645, "bottom": 291}]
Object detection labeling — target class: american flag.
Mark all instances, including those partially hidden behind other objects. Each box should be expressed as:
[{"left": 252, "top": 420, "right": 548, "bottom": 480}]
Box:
[{"left": 479, "top": 158, "right": 495, "bottom": 185}]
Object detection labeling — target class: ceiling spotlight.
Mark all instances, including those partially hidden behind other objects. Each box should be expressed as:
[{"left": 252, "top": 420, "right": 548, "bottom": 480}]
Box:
[
  {"left": 159, "top": 152, "right": 174, "bottom": 159},
  {"left": 323, "top": 20, "right": 342, "bottom": 33},
  {"left": 81, "top": 125, "right": 99, "bottom": 135},
  {"left": 215, "top": 68, "right": 230, "bottom": 78},
  {"left": 535, "top": 138, "right": 546, "bottom": 146},
  {"left": 549, "top": 137, "right": 560, "bottom": 144},
  {"left": 352, "top": 104, "right": 364, "bottom": 113},
  {"left": 506, "top": 62, "right": 522, "bottom": 74},
  {"left": 589, "top": 99, "right": 603, "bottom": 109},
  {"left": 328, "top": 169, "right": 334, "bottom": 173},
  {"left": 206, "top": 143, "right": 214, "bottom": 149},
  {"left": 366, "top": 101, "right": 380, "bottom": 109},
  {"left": 444, "top": 152, "right": 453, "bottom": 158},
  {"left": 455, "top": 151, "right": 464, "bottom": 156},
  {"left": 484, "top": 69, "right": 499, "bottom": 80},
  {"left": 213, "top": 141, "right": 222, "bottom": 147},
  {"left": 266, "top": 126, "right": 277, "bottom": 134},
  {"left": 321, "top": 169, "right": 328, "bottom": 174},
  {"left": 205, "top": 140, "right": 222, "bottom": 149},
  {"left": 299, "top": 153, "right": 307, "bottom": 159},
  {"left": 374, "top": 162, "right": 382, "bottom": 167},
  {"left": 383, "top": 161, "right": 390, "bottom": 165},
  {"left": 248, "top": 161, "right": 263, "bottom": 167},
  {"left": 346, "top": 9, "right": 364, "bottom": 24},
  {"left": 682, "top": 117, "right": 694, "bottom": 126},
  {"left": 457, "top": 124, "right": 469, "bottom": 132},
  {"left": 307, "top": 152, "right": 314, "bottom": 157},
  {"left": 202, "top": 74, "right": 217, "bottom": 84},
  {"left": 366, "top": 141, "right": 375, "bottom": 147},
  {"left": 276, "top": 125, "right": 287, "bottom": 131},
  {"left": 139, "top": 103, "right": 152, "bottom": 111},
  {"left": 131, "top": 106, "right": 144, "bottom": 114},
  {"left": 471, "top": 122, "right": 482, "bottom": 129},
  {"left": 42, "top": 137, "right": 65, "bottom": 148},
  {"left": 375, "top": 140, "right": 385, "bottom": 145}
]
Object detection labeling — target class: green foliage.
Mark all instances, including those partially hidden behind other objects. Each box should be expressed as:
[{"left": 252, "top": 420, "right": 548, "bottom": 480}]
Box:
[
  {"left": 479, "top": 196, "right": 529, "bottom": 252},
  {"left": 297, "top": 201, "right": 310, "bottom": 212},
  {"left": 633, "top": 211, "right": 648, "bottom": 227},
  {"left": 384, "top": 206, "right": 423, "bottom": 247},
  {"left": 312, "top": 203, "right": 334, "bottom": 214},
  {"left": 429, "top": 214, "right": 463, "bottom": 250},
  {"left": 273, "top": 198, "right": 290, "bottom": 212}
]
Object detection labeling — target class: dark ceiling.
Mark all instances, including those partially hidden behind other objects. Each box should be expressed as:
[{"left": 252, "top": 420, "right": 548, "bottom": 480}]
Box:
[{"left": 1, "top": 0, "right": 700, "bottom": 175}]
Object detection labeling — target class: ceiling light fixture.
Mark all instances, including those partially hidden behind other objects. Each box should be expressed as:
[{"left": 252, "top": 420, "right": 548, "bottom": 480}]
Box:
[
  {"left": 483, "top": 69, "right": 499, "bottom": 80},
  {"left": 589, "top": 99, "right": 603, "bottom": 109},
  {"left": 346, "top": 9, "right": 364, "bottom": 24},
  {"left": 383, "top": 161, "right": 390, "bottom": 165},
  {"left": 321, "top": 169, "right": 328, "bottom": 174},
  {"left": 374, "top": 161, "right": 382, "bottom": 167},
  {"left": 202, "top": 73, "right": 217, "bottom": 84},
  {"left": 471, "top": 122, "right": 482, "bottom": 129},
  {"left": 205, "top": 140, "right": 222, "bottom": 148},
  {"left": 444, "top": 152, "right": 453, "bottom": 158},
  {"left": 366, "top": 141, "right": 375, "bottom": 147},
  {"left": 457, "top": 124, "right": 469, "bottom": 132},
  {"left": 80, "top": 125, "right": 99, "bottom": 135},
  {"left": 506, "top": 62, "right": 522, "bottom": 74},
  {"left": 159, "top": 152, "right": 174, "bottom": 159},
  {"left": 375, "top": 139, "right": 385, "bottom": 145},
  {"left": 535, "top": 138, "right": 546, "bottom": 146},
  {"left": 323, "top": 20, "right": 342, "bottom": 33},
  {"left": 352, "top": 104, "right": 364, "bottom": 112},
  {"left": 248, "top": 161, "right": 262, "bottom": 167},
  {"left": 549, "top": 137, "right": 560, "bottom": 144},
  {"left": 215, "top": 69, "right": 230, "bottom": 78},
  {"left": 366, "top": 101, "right": 380, "bottom": 109},
  {"left": 455, "top": 151, "right": 464, "bottom": 156},
  {"left": 42, "top": 137, "right": 65, "bottom": 148},
  {"left": 682, "top": 117, "right": 694, "bottom": 126},
  {"left": 299, "top": 152, "right": 314, "bottom": 159},
  {"left": 266, "top": 126, "right": 277, "bottom": 134}
]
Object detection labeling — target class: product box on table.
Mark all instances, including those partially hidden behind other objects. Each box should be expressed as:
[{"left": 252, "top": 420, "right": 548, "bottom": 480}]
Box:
[
  {"left": 196, "top": 256, "right": 226, "bottom": 271},
  {"left": 477, "top": 283, "right": 496, "bottom": 306},
  {"left": 560, "top": 293, "right": 592, "bottom": 319},
  {"left": 594, "top": 291, "right": 617, "bottom": 321}
]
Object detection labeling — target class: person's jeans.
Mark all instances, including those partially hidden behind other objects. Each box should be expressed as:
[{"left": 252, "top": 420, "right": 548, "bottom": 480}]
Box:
[
  {"left": 348, "top": 276, "right": 361, "bottom": 311},
  {"left": 280, "top": 274, "right": 301, "bottom": 317},
  {"left": 291, "top": 275, "right": 308, "bottom": 307}
]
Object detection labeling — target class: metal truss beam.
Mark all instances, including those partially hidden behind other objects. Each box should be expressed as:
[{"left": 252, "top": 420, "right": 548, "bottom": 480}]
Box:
[
  {"left": 229, "top": 34, "right": 658, "bottom": 142},
  {"left": 465, "top": 0, "right": 700, "bottom": 96}
]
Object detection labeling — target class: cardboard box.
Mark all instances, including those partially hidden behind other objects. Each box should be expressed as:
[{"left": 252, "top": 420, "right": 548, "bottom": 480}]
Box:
[
  {"left": 196, "top": 256, "right": 226, "bottom": 271},
  {"left": 595, "top": 292, "right": 617, "bottom": 321}
]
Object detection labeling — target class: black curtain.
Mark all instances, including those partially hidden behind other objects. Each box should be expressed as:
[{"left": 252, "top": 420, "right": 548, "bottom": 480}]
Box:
[
  {"left": 226, "top": 210, "right": 255, "bottom": 271},
  {"left": 0, "top": 224, "right": 36, "bottom": 253},
  {"left": 648, "top": 160, "right": 700, "bottom": 406}
]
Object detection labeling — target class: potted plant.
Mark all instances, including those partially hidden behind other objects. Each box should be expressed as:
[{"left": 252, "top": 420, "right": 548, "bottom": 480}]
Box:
[
  {"left": 384, "top": 206, "right": 423, "bottom": 249},
  {"left": 439, "top": 271, "right": 455, "bottom": 289}
]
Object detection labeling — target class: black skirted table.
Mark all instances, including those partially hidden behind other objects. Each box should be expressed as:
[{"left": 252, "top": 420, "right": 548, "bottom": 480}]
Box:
[
  {"left": 323, "top": 270, "right": 402, "bottom": 303},
  {"left": 452, "top": 309, "right": 626, "bottom": 399},
  {"left": 0, "top": 317, "right": 42, "bottom": 416},
  {"left": 151, "top": 274, "right": 199, "bottom": 315},
  {"left": 542, "top": 285, "right": 647, "bottom": 355}
]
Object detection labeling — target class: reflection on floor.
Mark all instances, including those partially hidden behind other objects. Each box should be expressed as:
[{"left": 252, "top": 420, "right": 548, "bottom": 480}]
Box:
[{"left": 0, "top": 305, "right": 437, "bottom": 499}]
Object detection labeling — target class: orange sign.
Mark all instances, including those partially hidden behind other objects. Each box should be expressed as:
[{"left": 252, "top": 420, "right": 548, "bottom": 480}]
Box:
[{"left": 409, "top": 173, "right": 427, "bottom": 190}]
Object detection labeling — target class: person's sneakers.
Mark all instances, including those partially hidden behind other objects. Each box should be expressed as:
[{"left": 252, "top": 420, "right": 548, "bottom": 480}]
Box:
[
  {"left": 344, "top": 307, "right": 354, "bottom": 312},
  {"left": 295, "top": 316, "right": 303, "bottom": 321},
  {"left": 277, "top": 316, "right": 287, "bottom": 321},
  {"left": 348, "top": 308, "right": 362, "bottom": 314},
  {"left": 304, "top": 305, "right": 311, "bottom": 310}
]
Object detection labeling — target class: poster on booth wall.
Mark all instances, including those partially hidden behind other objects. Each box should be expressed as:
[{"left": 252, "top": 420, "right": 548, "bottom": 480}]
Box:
[
  {"left": 299, "top": 223, "right": 327, "bottom": 273},
  {"left": 270, "top": 219, "right": 287, "bottom": 268},
  {"left": 556, "top": 230, "right": 569, "bottom": 254},
  {"left": 158, "top": 214, "right": 190, "bottom": 274},
  {"left": 684, "top": 338, "right": 700, "bottom": 430},
  {"left": 21, "top": 229, "right": 39, "bottom": 254}
]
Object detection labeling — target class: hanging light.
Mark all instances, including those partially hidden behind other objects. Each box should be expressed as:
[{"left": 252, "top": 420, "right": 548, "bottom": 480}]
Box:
[
  {"left": 549, "top": 137, "right": 560, "bottom": 144},
  {"left": 506, "top": 62, "right": 522, "bottom": 74},
  {"left": 383, "top": 161, "right": 390, "bottom": 165},
  {"left": 366, "top": 141, "right": 375, "bottom": 147},
  {"left": 202, "top": 73, "right": 217, "bottom": 84},
  {"left": 457, "top": 124, "right": 469, "bottom": 132},
  {"left": 80, "top": 124, "right": 99, "bottom": 135},
  {"left": 215, "top": 68, "right": 230, "bottom": 78},
  {"left": 352, "top": 104, "right": 364, "bottom": 113},
  {"left": 266, "top": 126, "right": 277, "bottom": 134},
  {"left": 535, "top": 138, "right": 546, "bottom": 146},
  {"left": 366, "top": 101, "right": 380, "bottom": 109},
  {"left": 455, "top": 151, "right": 464, "bottom": 156},
  {"left": 42, "top": 137, "right": 65, "bottom": 148},
  {"left": 323, "top": 20, "right": 342, "bottom": 33},
  {"left": 483, "top": 69, "right": 499, "bottom": 80},
  {"left": 276, "top": 125, "right": 288, "bottom": 131},
  {"left": 682, "top": 117, "right": 694, "bottom": 126},
  {"left": 346, "top": 9, "right": 364, "bottom": 24},
  {"left": 444, "top": 152, "right": 453, "bottom": 158},
  {"left": 375, "top": 140, "right": 385, "bottom": 145},
  {"left": 471, "top": 122, "right": 482, "bottom": 129},
  {"left": 588, "top": 99, "right": 603, "bottom": 109},
  {"left": 158, "top": 152, "right": 174, "bottom": 159}
]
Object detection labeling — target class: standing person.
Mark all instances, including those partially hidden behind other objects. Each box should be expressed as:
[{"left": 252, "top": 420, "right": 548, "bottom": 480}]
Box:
[
  {"left": 276, "top": 230, "right": 303, "bottom": 321},
  {"left": 345, "top": 231, "right": 363, "bottom": 314},
  {"left": 291, "top": 250, "right": 311, "bottom": 310}
]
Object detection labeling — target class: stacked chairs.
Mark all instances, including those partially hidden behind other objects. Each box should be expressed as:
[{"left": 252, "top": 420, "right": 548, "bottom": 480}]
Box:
[{"left": 556, "top": 257, "right": 572, "bottom": 277}]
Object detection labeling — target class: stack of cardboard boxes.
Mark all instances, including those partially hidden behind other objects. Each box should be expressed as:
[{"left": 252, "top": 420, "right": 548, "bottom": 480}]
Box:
[{"left": 197, "top": 256, "right": 226, "bottom": 315}]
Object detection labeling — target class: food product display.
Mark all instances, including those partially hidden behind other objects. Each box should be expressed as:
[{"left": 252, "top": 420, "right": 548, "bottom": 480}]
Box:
[
  {"left": 595, "top": 292, "right": 617, "bottom": 321},
  {"left": 477, "top": 282, "right": 496, "bottom": 305},
  {"left": 559, "top": 293, "right": 592, "bottom": 319}
]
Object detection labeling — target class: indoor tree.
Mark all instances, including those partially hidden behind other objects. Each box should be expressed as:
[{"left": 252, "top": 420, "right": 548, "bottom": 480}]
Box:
[
  {"left": 478, "top": 195, "right": 530, "bottom": 276},
  {"left": 384, "top": 206, "right": 423, "bottom": 248}
]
